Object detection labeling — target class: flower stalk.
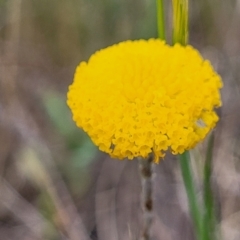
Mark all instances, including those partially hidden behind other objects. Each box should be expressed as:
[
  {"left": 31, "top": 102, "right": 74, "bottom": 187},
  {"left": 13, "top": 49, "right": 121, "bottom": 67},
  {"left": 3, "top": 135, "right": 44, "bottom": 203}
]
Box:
[{"left": 138, "top": 155, "right": 154, "bottom": 240}]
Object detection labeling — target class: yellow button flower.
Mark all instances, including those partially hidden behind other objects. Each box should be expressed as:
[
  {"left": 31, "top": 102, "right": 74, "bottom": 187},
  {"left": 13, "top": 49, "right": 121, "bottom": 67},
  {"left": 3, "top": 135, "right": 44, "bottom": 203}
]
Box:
[{"left": 67, "top": 39, "right": 222, "bottom": 163}]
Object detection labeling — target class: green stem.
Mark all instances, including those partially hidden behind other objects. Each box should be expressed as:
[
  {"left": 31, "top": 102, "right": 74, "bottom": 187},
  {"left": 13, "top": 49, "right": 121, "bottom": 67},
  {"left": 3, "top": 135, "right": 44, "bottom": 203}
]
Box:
[
  {"left": 156, "top": 0, "right": 166, "bottom": 40},
  {"left": 179, "top": 152, "right": 203, "bottom": 240}
]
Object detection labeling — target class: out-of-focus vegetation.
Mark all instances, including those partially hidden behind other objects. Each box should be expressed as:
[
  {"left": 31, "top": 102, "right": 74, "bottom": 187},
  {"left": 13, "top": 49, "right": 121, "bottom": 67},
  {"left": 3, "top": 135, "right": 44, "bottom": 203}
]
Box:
[{"left": 0, "top": 0, "right": 240, "bottom": 240}]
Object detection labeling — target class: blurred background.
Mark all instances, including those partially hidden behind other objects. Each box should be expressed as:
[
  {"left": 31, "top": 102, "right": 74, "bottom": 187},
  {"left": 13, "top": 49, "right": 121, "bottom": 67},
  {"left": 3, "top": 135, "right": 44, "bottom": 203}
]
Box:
[{"left": 0, "top": 0, "right": 240, "bottom": 239}]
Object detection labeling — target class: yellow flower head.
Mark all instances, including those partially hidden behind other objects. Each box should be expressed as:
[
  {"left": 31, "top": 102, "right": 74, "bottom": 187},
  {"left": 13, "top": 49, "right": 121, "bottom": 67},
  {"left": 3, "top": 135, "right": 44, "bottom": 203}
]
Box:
[{"left": 67, "top": 39, "right": 222, "bottom": 163}]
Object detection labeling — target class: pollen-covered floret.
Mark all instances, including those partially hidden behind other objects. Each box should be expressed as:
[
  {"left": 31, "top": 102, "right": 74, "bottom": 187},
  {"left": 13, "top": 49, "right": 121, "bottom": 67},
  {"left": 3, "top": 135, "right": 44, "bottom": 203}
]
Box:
[{"left": 67, "top": 39, "right": 222, "bottom": 163}]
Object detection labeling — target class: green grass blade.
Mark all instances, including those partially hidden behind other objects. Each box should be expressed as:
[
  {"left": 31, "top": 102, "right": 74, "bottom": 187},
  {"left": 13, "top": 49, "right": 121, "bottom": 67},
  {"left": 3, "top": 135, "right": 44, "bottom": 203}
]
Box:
[
  {"left": 156, "top": 0, "right": 166, "bottom": 40},
  {"left": 203, "top": 132, "right": 216, "bottom": 240},
  {"left": 172, "top": 0, "right": 188, "bottom": 45},
  {"left": 179, "top": 151, "right": 203, "bottom": 240}
]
